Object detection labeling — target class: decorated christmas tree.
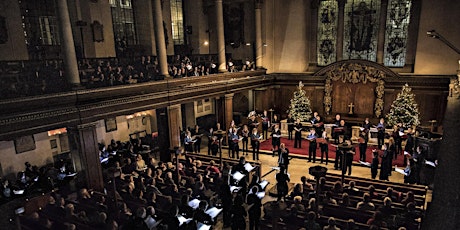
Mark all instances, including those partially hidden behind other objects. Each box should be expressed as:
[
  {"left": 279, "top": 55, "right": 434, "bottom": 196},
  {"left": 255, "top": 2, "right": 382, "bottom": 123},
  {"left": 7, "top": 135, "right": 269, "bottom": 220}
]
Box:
[
  {"left": 386, "top": 84, "right": 420, "bottom": 127},
  {"left": 288, "top": 81, "right": 313, "bottom": 122}
]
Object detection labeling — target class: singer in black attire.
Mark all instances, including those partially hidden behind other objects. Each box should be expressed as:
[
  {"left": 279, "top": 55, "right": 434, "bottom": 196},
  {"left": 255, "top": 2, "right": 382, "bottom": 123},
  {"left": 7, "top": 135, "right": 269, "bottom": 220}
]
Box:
[{"left": 294, "top": 119, "right": 303, "bottom": 148}]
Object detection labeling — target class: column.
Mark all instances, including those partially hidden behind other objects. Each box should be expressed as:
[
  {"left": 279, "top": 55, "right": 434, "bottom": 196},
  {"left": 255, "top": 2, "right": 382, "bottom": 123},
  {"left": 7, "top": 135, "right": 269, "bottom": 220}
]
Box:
[
  {"left": 156, "top": 108, "right": 171, "bottom": 162},
  {"left": 423, "top": 77, "right": 460, "bottom": 228},
  {"left": 56, "top": 0, "right": 80, "bottom": 86},
  {"left": 153, "top": 0, "right": 170, "bottom": 78},
  {"left": 336, "top": 0, "right": 346, "bottom": 61},
  {"left": 255, "top": 1, "right": 263, "bottom": 69},
  {"left": 168, "top": 104, "right": 182, "bottom": 149},
  {"left": 68, "top": 123, "right": 103, "bottom": 192},
  {"left": 376, "top": 0, "right": 388, "bottom": 64},
  {"left": 215, "top": 0, "right": 227, "bottom": 72},
  {"left": 224, "top": 93, "right": 234, "bottom": 131}
]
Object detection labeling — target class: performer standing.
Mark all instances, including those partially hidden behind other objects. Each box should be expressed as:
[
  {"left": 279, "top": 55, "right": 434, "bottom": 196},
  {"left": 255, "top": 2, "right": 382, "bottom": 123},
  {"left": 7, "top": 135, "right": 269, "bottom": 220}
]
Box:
[
  {"left": 342, "top": 140, "right": 356, "bottom": 176},
  {"left": 313, "top": 114, "right": 324, "bottom": 136},
  {"left": 248, "top": 112, "right": 259, "bottom": 131},
  {"left": 275, "top": 166, "right": 290, "bottom": 202},
  {"left": 184, "top": 131, "right": 195, "bottom": 153},
  {"left": 332, "top": 114, "right": 342, "bottom": 143},
  {"left": 271, "top": 114, "right": 280, "bottom": 131},
  {"left": 376, "top": 118, "right": 386, "bottom": 149},
  {"left": 404, "top": 127, "right": 415, "bottom": 155},
  {"left": 370, "top": 150, "right": 379, "bottom": 179},
  {"left": 307, "top": 128, "right": 318, "bottom": 163},
  {"left": 191, "top": 125, "right": 202, "bottom": 153},
  {"left": 392, "top": 123, "right": 404, "bottom": 158},
  {"left": 359, "top": 118, "right": 370, "bottom": 162},
  {"left": 320, "top": 130, "right": 329, "bottom": 165},
  {"left": 230, "top": 128, "right": 240, "bottom": 159},
  {"left": 278, "top": 143, "right": 290, "bottom": 172},
  {"left": 287, "top": 114, "right": 295, "bottom": 140},
  {"left": 207, "top": 127, "right": 214, "bottom": 156},
  {"left": 294, "top": 119, "right": 303, "bottom": 148},
  {"left": 271, "top": 124, "right": 281, "bottom": 157},
  {"left": 261, "top": 110, "right": 270, "bottom": 140},
  {"left": 379, "top": 143, "right": 390, "bottom": 181},
  {"left": 241, "top": 125, "right": 250, "bottom": 155},
  {"left": 251, "top": 128, "right": 261, "bottom": 161}
]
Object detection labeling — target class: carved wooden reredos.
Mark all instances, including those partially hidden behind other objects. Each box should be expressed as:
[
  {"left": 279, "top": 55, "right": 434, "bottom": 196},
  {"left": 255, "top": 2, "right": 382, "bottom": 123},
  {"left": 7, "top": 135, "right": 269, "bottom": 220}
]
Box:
[{"left": 314, "top": 60, "right": 399, "bottom": 118}]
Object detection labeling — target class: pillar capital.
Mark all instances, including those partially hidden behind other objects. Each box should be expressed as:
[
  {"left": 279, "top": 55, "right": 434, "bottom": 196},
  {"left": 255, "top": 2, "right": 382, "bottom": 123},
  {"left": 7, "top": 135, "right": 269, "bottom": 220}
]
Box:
[{"left": 225, "top": 93, "right": 235, "bottom": 99}]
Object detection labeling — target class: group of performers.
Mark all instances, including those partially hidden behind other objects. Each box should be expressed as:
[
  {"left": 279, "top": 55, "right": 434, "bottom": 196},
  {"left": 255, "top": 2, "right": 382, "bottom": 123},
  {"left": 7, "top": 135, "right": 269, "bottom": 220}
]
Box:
[{"left": 185, "top": 110, "right": 431, "bottom": 185}]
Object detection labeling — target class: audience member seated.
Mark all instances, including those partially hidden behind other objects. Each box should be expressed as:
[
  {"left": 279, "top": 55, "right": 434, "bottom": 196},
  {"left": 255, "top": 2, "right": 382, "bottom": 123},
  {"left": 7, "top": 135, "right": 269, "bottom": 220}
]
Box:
[
  {"left": 304, "top": 211, "right": 321, "bottom": 230},
  {"left": 344, "top": 181, "right": 360, "bottom": 197},
  {"left": 307, "top": 197, "right": 319, "bottom": 213},
  {"left": 331, "top": 181, "right": 343, "bottom": 196},
  {"left": 379, "top": 197, "right": 395, "bottom": 220},
  {"left": 322, "top": 191, "right": 338, "bottom": 206},
  {"left": 401, "top": 191, "right": 415, "bottom": 206},
  {"left": 290, "top": 195, "right": 306, "bottom": 212},
  {"left": 339, "top": 193, "right": 351, "bottom": 207},
  {"left": 323, "top": 217, "right": 341, "bottom": 230},
  {"left": 344, "top": 219, "right": 359, "bottom": 230},
  {"left": 300, "top": 176, "right": 314, "bottom": 193},
  {"left": 367, "top": 211, "right": 388, "bottom": 228},
  {"left": 356, "top": 193, "right": 376, "bottom": 211}
]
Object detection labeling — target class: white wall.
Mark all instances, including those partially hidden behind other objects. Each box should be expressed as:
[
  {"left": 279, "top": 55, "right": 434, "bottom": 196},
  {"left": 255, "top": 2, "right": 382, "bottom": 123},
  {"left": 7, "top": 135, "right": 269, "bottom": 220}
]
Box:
[{"left": 0, "top": 132, "right": 58, "bottom": 179}]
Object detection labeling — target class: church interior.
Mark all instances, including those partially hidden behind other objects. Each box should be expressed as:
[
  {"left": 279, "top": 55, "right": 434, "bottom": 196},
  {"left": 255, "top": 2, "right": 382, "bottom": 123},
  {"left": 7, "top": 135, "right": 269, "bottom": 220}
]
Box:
[{"left": 0, "top": 0, "right": 459, "bottom": 229}]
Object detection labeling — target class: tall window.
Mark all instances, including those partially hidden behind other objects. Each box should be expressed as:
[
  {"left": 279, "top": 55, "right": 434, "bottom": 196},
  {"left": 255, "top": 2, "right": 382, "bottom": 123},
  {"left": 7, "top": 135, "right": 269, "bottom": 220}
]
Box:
[
  {"left": 384, "top": 0, "right": 412, "bottom": 67},
  {"left": 170, "top": 0, "right": 184, "bottom": 45},
  {"left": 317, "top": 0, "right": 338, "bottom": 66},
  {"left": 19, "top": 0, "right": 60, "bottom": 47},
  {"left": 110, "top": 0, "right": 137, "bottom": 53},
  {"left": 343, "top": 0, "right": 381, "bottom": 61}
]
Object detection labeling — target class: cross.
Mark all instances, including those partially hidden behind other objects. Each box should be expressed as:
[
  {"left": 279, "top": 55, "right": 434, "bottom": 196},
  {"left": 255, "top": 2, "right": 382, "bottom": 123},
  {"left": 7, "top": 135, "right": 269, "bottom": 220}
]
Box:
[{"left": 348, "top": 103, "right": 355, "bottom": 114}]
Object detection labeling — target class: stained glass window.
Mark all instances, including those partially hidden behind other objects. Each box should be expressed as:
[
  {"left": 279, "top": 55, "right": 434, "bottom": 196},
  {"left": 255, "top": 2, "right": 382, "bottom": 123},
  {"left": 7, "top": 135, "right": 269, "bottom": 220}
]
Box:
[
  {"left": 317, "top": 0, "right": 338, "bottom": 66},
  {"left": 384, "top": 0, "right": 411, "bottom": 67},
  {"left": 343, "top": 0, "right": 380, "bottom": 61}
]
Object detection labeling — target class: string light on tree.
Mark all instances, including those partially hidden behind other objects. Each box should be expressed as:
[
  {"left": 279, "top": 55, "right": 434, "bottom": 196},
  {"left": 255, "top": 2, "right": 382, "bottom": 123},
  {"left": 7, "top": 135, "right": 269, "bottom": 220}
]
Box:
[
  {"left": 287, "top": 81, "right": 313, "bottom": 122},
  {"left": 386, "top": 83, "right": 420, "bottom": 128}
]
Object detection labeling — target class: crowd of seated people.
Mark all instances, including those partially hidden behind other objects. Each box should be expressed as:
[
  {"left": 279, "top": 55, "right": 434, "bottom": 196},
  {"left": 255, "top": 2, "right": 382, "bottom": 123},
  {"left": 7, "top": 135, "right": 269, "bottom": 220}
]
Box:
[
  {"left": 18, "top": 134, "right": 266, "bottom": 230},
  {"left": 0, "top": 54, "right": 257, "bottom": 99},
  {"left": 0, "top": 160, "right": 76, "bottom": 205},
  {"left": 261, "top": 175, "right": 424, "bottom": 230}
]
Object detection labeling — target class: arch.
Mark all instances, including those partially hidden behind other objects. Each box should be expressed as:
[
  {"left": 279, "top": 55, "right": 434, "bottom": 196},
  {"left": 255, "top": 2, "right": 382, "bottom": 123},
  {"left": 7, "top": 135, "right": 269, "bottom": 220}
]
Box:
[{"left": 314, "top": 60, "right": 399, "bottom": 117}]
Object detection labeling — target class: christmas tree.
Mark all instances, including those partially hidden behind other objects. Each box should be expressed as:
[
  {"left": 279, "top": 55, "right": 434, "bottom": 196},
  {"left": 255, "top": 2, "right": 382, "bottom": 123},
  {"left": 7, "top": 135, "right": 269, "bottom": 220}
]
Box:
[
  {"left": 386, "top": 84, "right": 420, "bottom": 127},
  {"left": 288, "top": 81, "right": 313, "bottom": 122}
]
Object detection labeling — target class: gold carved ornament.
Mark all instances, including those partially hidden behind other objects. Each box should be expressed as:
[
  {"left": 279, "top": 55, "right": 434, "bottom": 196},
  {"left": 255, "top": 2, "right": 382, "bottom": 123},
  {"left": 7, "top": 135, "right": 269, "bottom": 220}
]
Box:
[{"left": 323, "top": 63, "right": 386, "bottom": 117}]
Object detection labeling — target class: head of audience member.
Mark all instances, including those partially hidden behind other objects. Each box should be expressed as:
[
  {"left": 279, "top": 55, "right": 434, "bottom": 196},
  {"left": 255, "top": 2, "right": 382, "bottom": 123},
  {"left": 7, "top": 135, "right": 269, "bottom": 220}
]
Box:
[
  {"left": 308, "top": 197, "right": 317, "bottom": 209},
  {"left": 384, "top": 196, "right": 392, "bottom": 207},
  {"left": 340, "top": 119, "right": 346, "bottom": 126},
  {"left": 363, "top": 193, "right": 371, "bottom": 203},
  {"left": 327, "top": 217, "right": 337, "bottom": 227},
  {"left": 332, "top": 181, "right": 343, "bottom": 193}
]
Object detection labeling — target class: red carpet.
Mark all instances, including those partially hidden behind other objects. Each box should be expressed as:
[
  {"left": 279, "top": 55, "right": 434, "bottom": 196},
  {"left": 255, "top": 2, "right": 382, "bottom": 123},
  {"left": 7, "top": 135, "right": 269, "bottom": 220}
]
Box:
[{"left": 259, "top": 137, "right": 405, "bottom": 167}]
